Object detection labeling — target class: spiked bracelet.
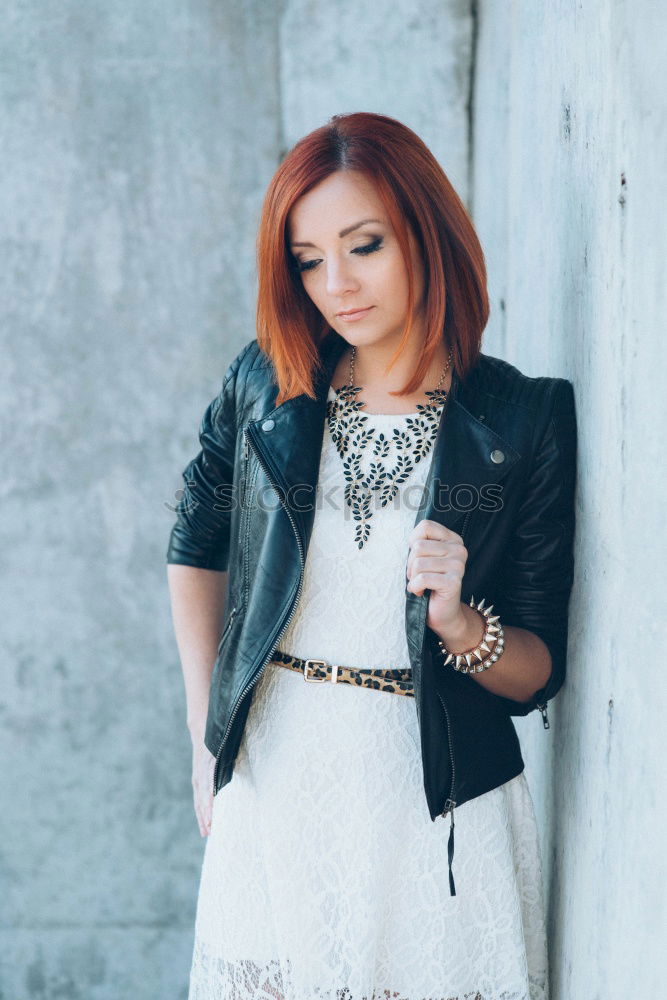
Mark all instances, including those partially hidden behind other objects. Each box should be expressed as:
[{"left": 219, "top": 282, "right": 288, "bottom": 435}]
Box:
[{"left": 436, "top": 596, "right": 505, "bottom": 674}]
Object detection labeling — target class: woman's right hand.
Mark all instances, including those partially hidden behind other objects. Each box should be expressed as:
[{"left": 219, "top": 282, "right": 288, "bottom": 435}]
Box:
[{"left": 191, "top": 734, "right": 216, "bottom": 837}]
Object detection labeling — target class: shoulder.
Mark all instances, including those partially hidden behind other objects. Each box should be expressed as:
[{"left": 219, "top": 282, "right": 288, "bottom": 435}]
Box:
[
  {"left": 458, "top": 352, "right": 577, "bottom": 460},
  {"left": 215, "top": 338, "right": 277, "bottom": 423},
  {"left": 464, "top": 351, "right": 575, "bottom": 432},
  {"left": 463, "top": 351, "right": 573, "bottom": 412},
  {"left": 221, "top": 338, "right": 267, "bottom": 388},
  {"left": 218, "top": 338, "right": 272, "bottom": 401}
]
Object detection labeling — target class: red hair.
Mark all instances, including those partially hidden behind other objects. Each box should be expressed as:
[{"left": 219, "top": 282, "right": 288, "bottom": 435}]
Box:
[{"left": 255, "top": 111, "right": 489, "bottom": 406}]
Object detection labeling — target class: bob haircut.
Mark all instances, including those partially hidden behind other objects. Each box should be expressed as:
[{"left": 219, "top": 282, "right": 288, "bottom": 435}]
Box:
[{"left": 255, "top": 111, "right": 489, "bottom": 407}]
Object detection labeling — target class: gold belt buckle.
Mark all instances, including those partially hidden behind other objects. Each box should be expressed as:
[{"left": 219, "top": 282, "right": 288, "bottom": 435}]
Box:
[{"left": 303, "top": 658, "right": 339, "bottom": 683}]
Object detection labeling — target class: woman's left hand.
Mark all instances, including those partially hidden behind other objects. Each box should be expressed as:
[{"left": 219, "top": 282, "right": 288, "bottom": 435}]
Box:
[{"left": 406, "top": 518, "right": 468, "bottom": 639}]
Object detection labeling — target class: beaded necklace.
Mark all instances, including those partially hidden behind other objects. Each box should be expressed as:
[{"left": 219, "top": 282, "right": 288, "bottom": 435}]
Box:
[{"left": 326, "top": 345, "right": 453, "bottom": 549}]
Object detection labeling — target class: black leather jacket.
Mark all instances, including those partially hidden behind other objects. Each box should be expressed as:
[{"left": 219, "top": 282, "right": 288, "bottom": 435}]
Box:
[{"left": 167, "top": 331, "right": 577, "bottom": 893}]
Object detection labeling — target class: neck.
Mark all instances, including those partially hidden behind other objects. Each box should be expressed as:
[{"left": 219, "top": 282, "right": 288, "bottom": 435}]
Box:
[{"left": 348, "top": 338, "right": 451, "bottom": 395}]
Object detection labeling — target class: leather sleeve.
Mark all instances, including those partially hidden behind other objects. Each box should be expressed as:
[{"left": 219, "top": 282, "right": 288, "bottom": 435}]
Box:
[
  {"left": 485, "top": 377, "right": 578, "bottom": 716},
  {"left": 165, "top": 351, "right": 244, "bottom": 572}
]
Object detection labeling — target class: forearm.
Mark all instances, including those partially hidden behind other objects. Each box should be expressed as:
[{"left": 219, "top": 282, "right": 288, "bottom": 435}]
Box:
[
  {"left": 434, "top": 601, "right": 552, "bottom": 703},
  {"left": 166, "top": 564, "right": 228, "bottom": 737}
]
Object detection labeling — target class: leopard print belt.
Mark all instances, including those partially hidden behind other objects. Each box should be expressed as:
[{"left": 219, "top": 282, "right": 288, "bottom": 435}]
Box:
[{"left": 270, "top": 649, "right": 415, "bottom": 698}]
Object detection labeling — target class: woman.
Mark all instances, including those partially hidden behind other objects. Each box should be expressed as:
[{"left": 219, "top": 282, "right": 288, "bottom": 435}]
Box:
[{"left": 166, "top": 112, "right": 577, "bottom": 1000}]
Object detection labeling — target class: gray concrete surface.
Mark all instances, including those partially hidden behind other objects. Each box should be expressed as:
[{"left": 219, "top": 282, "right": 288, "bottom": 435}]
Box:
[
  {"left": 0, "top": 2, "right": 284, "bottom": 996},
  {"left": 474, "top": 3, "right": 666, "bottom": 997},
  {"left": 280, "top": 0, "right": 472, "bottom": 198},
  {"left": 1, "top": 1, "right": 664, "bottom": 997}
]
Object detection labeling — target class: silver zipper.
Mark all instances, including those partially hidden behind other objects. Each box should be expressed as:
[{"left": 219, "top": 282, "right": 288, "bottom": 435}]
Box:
[
  {"left": 217, "top": 604, "right": 239, "bottom": 655},
  {"left": 240, "top": 429, "right": 259, "bottom": 609},
  {"left": 212, "top": 424, "right": 306, "bottom": 795},
  {"left": 536, "top": 701, "right": 550, "bottom": 729},
  {"left": 437, "top": 690, "right": 457, "bottom": 819},
  {"left": 241, "top": 429, "right": 249, "bottom": 505}
]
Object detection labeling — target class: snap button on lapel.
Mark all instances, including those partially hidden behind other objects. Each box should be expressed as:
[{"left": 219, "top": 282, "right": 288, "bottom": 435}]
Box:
[
  {"left": 261, "top": 418, "right": 275, "bottom": 432},
  {"left": 490, "top": 448, "right": 505, "bottom": 464}
]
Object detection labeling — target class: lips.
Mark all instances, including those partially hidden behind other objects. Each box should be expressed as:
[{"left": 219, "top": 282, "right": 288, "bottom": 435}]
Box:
[{"left": 336, "top": 306, "right": 374, "bottom": 319}]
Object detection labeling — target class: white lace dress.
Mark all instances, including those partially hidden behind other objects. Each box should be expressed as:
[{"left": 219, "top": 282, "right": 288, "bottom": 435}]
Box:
[{"left": 188, "top": 386, "right": 549, "bottom": 1000}]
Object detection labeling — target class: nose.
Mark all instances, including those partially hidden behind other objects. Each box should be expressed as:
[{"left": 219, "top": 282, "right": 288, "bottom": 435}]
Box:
[{"left": 325, "top": 257, "right": 360, "bottom": 298}]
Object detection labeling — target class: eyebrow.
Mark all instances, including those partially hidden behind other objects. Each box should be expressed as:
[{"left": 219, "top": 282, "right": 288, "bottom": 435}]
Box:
[{"left": 289, "top": 218, "right": 385, "bottom": 248}]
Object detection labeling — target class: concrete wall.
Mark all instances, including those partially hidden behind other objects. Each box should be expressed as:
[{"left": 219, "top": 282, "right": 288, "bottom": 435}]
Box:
[
  {"left": 2, "top": 0, "right": 663, "bottom": 996},
  {"left": 279, "top": 0, "right": 472, "bottom": 196},
  {"left": 473, "top": 3, "right": 666, "bottom": 997},
  {"left": 0, "top": 2, "right": 472, "bottom": 997},
  {"left": 0, "top": 3, "right": 284, "bottom": 996}
]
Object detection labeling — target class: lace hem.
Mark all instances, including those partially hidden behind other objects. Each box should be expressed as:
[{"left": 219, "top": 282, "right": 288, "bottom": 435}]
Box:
[{"left": 188, "top": 948, "right": 546, "bottom": 1000}]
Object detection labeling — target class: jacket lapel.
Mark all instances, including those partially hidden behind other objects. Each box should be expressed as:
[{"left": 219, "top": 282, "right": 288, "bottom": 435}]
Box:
[
  {"left": 244, "top": 331, "right": 345, "bottom": 551},
  {"left": 414, "top": 368, "right": 522, "bottom": 532}
]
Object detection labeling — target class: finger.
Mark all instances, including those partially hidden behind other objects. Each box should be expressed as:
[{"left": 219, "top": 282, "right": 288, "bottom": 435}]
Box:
[
  {"left": 197, "top": 794, "right": 211, "bottom": 837},
  {"left": 204, "top": 762, "right": 215, "bottom": 832},
  {"left": 408, "top": 553, "right": 467, "bottom": 579},
  {"left": 193, "top": 771, "right": 211, "bottom": 836},
  {"left": 193, "top": 790, "right": 205, "bottom": 837},
  {"left": 406, "top": 540, "right": 467, "bottom": 578},
  {"left": 407, "top": 519, "right": 464, "bottom": 549},
  {"left": 196, "top": 781, "right": 212, "bottom": 836},
  {"left": 203, "top": 795, "right": 213, "bottom": 834},
  {"left": 407, "top": 570, "right": 463, "bottom": 596}
]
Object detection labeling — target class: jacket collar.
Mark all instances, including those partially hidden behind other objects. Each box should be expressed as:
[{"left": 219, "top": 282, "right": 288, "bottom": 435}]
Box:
[{"left": 246, "top": 330, "right": 521, "bottom": 556}]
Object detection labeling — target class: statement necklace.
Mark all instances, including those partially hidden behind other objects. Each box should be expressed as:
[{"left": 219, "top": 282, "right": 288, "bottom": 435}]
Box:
[{"left": 326, "top": 345, "right": 453, "bottom": 549}]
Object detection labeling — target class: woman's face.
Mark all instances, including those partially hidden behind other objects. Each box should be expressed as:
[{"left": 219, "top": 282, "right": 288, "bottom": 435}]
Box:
[{"left": 287, "top": 170, "right": 426, "bottom": 351}]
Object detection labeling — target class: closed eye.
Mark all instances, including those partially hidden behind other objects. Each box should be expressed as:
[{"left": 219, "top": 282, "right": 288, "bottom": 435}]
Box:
[{"left": 296, "top": 237, "right": 384, "bottom": 273}]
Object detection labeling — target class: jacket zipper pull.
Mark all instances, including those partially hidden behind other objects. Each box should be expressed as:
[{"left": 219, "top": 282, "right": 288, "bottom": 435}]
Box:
[
  {"left": 443, "top": 798, "right": 457, "bottom": 896},
  {"left": 537, "top": 702, "right": 550, "bottom": 729},
  {"left": 243, "top": 431, "right": 249, "bottom": 460}
]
